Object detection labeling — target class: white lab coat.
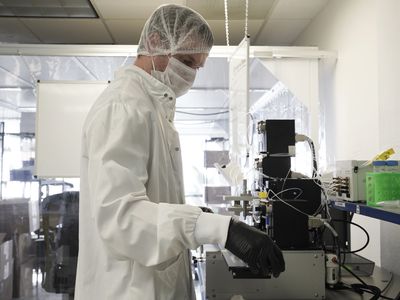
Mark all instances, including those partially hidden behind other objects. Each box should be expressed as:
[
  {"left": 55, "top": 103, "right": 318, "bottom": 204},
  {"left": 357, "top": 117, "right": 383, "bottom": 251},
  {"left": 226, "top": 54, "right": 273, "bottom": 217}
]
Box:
[{"left": 75, "top": 65, "right": 204, "bottom": 300}]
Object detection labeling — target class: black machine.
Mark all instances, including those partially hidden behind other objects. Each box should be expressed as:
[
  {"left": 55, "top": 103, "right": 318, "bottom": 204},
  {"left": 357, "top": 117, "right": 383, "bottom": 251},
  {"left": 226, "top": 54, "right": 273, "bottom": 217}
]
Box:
[{"left": 255, "top": 119, "right": 322, "bottom": 250}]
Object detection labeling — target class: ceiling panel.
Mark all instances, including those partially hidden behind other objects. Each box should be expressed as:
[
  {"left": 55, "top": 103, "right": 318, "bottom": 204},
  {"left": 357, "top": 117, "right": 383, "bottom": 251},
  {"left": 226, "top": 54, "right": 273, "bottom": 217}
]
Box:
[
  {"left": 20, "top": 18, "right": 113, "bottom": 43},
  {"left": 105, "top": 19, "right": 146, "bottom": 44},
  {"left": 255, "top": 19, "right": 311, "bottom": 46},
  {"left": 0, "top": 18, "right": 40, "bottom": 43},
  {"left": 270, "top": 0, "right": 329, "bottom": 19},
  {"left": 207, "top": 19, "right": 264, "bottom": 45},
  {"left": 187, "top": 0, "right": 274, "bottom": 20},
  {"left": 92, "top": 0, "right": 185, "bottom": 19}
]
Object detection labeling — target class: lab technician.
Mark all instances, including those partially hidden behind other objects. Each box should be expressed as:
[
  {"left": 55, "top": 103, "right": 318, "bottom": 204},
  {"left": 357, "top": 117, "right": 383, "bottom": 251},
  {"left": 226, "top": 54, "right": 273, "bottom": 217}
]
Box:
[{"left": 75, "top": 4, "right": 285, "bottom": 300}]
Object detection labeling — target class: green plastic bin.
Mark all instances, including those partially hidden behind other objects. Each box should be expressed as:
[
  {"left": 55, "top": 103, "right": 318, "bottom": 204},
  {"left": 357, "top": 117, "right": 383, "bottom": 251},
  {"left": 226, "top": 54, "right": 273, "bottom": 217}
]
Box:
[{"left": 366, "top": 172, "right": 400, "bottom": 206}]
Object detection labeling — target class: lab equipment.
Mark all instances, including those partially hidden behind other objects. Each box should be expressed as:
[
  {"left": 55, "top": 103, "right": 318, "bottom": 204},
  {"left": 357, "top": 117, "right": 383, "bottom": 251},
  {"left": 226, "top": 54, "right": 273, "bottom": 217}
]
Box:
[
  {"left": 334, "top": 160, "right": 400, "bottom": 202},
  {"left": 334, "top": 160, "right": 370, "bottom": 201},
  {"left": 205, "top": 119, "right": 327, "bottom": 299},
  {"left": 203, "top": 119, "right": 385, "bottom": 300},
  {"left": 206, "top": 250, "right": 326, "bottom": 299}
]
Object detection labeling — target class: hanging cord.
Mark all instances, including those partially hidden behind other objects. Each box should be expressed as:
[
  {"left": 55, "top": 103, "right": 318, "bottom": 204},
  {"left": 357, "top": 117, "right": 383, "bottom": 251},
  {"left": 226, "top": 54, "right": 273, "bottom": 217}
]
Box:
[
  {"left": 224, "top": 0, "right": 230, "bottom": 46},
  {"left": 245, "top": 0, "right": 249, "bottom": 38}
]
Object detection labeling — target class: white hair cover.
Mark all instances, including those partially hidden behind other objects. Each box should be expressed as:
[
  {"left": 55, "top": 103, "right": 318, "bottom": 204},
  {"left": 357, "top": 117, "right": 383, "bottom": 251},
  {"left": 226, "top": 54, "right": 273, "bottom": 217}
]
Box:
[{"left": 137, "top": 4, "right": 214, "bottom": 56}]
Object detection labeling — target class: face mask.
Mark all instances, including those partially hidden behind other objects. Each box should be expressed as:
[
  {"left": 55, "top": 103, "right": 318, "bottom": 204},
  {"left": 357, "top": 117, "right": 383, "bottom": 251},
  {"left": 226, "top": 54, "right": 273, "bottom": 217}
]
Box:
[{"left": 151, "top": 57, "right": 197, "bottom": 97}]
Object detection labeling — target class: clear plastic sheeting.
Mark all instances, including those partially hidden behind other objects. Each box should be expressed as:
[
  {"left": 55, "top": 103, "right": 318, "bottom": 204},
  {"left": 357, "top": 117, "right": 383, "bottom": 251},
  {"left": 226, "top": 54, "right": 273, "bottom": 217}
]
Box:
[
  {"left": 0, "top": 55, "right": 132, "bottom": 85},
  {"left": 258, "top": 57, "right": 320, "bottom": 154},
  {"left": 229, "top": 37, "right": 250, "bottom": 164},
  {"left": 249, "top": 81, "right": 312, "bottom": 176},
  {"left": 23, "top": 56, "right": 127, "bottom": 81},
  {"left": 0, "top": 88, "right": 36, "bottom": 109},
  {"left": 0, "top": 55, "right": 135, "bottom": 114}
]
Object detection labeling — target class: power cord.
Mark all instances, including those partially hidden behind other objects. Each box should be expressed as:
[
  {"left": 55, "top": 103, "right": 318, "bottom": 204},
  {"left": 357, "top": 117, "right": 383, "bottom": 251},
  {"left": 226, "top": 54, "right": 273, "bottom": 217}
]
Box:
[
  {"left": 295, "top": 133, "right": 318, "bottom": 177},
  {"left": 328, "top": 234, "right": 395, "bottom": 300},
  {"left": 331, "top": 219, "right": 370, "bottom": 254}
]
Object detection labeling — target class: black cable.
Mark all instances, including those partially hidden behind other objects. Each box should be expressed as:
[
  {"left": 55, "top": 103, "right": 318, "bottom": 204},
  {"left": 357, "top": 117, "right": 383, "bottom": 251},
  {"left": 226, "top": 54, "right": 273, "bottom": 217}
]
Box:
[
  {"left": 341, "top": 263, "right": 368, "bottom": 286},
  {"left": 341, "top": 264, "right": 381, "bottom": 299},
  {"left": 327, "top": 226, "right": 395, "bottom": 300},
  {"left": 354, "top": 287, "right": 395, "bottom": 300},
  {"left": 338, "top": 246, "right": 396, "bottom": 300},
  {"left": 307, "top": 139, "right": 318, "bottom": 178},
  {"left": 331, "top": 219, "right": 370, "bottom": 254}
]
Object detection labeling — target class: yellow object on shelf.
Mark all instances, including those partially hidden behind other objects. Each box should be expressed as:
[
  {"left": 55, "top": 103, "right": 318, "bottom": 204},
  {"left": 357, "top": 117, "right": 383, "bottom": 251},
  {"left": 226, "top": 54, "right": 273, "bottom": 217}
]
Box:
[
  {"left": 364, "top": 148, "right": 395, "bottom": 166},
  {"left": 374, "top": 148, "right": 395, "bottom": 161}
]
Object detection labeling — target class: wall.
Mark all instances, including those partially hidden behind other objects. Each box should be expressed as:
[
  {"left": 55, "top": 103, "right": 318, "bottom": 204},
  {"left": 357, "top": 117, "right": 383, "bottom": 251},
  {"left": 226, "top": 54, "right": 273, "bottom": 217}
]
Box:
[
  {"left": 294, "top": 0, "right": 388, "bottom": 266},
  {"left": 376, "top": 0, "right": 400, "bottom": 275}
]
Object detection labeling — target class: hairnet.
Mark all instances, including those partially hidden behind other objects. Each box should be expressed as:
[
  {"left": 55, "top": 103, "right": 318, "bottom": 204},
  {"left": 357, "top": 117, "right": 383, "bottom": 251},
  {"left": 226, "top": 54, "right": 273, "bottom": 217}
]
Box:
[{"left": 137, "top": 4, "right": 213, "bottom": 56}]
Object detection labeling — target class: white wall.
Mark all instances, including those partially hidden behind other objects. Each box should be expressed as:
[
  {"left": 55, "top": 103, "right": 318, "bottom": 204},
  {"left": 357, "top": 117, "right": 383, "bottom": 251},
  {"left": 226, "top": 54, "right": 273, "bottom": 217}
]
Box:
[
  {"left": 377, "top": 0, "right": 400, "bottom": 159},
  {"left": 294, "top": 0, "right": 390, "bottom": 266},
  {"left": 375, "top": 0, "right": 400, "bottom": 275}
]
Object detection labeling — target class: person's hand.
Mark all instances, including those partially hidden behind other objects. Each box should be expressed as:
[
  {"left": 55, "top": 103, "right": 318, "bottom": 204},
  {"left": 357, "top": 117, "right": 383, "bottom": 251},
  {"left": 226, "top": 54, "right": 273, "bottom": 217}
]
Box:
[
  {"left": 225, "top": 218, "right": 285, "bottom": 277},
  {"left": 199, "top": 206, "right": 213, "bottom": 213}
]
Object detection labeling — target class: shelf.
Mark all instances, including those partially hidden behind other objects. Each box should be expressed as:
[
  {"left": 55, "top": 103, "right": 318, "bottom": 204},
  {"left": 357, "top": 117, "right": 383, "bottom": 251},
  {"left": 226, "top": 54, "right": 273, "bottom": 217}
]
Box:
[{"left": 330, "top": 199, "right": 400, "bottom": 225}]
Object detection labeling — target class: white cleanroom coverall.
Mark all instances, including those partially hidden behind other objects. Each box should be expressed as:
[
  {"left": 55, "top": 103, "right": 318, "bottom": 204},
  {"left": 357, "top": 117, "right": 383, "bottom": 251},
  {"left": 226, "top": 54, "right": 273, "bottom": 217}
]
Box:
[{"left": 75, "top": 65, "right": 231, "bottom": 300}]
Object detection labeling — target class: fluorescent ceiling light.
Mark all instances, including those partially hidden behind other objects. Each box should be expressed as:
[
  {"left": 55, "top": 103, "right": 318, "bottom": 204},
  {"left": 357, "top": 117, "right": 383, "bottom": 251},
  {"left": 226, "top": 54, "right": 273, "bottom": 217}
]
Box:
[{"left": 0, "top": 0, "right": 98, "bottom": 18}]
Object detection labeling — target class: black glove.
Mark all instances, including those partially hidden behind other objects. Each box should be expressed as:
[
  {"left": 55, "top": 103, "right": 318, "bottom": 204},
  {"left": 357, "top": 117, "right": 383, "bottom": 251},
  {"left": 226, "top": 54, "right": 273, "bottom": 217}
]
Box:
[
  {"left": 225, "top": 218, "right": 285, "bottom": 277},
  {"left": 199, "top": 206, "right": 213, "bottom": 213}
]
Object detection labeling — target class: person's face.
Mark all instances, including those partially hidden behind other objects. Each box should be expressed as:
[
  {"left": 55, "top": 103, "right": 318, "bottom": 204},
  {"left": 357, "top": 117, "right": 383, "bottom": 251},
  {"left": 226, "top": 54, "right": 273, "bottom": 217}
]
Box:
[
  {"left": 153, "top": 53, "right": 208, "bottom": 72},
  {"left": 173, "top": 53, "right": 208, "bottom": 70}
]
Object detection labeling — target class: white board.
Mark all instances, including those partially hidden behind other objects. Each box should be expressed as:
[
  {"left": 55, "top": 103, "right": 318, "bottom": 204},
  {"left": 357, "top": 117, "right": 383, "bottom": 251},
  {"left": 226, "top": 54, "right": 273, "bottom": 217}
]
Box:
[{"left": 35, "top": 81, "right": 108, "bottom": 178}]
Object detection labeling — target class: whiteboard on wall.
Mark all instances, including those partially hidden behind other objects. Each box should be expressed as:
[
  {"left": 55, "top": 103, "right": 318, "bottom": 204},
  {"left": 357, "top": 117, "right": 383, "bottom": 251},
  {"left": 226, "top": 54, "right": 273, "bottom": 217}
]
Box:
[{"left": 35, "top": 81, "right": 108, "bottom": 178}]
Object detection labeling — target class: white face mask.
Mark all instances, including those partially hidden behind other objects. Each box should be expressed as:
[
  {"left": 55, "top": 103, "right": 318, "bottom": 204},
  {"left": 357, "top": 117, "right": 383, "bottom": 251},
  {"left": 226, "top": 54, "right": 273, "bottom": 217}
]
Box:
[{"left": 151, "top": 57, "right": 197, "bottom": 97}]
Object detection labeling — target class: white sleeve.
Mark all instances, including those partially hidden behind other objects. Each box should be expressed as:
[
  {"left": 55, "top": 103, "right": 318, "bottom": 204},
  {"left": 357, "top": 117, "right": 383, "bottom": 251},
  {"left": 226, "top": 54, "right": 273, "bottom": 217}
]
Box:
[
  {"left": 85, "top": 100, "right": 202, "bottom": 267},
  {"left": 194, "top": 212, "right": 232, "bottom": 247}
]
